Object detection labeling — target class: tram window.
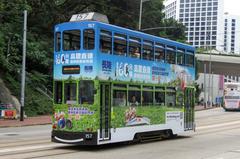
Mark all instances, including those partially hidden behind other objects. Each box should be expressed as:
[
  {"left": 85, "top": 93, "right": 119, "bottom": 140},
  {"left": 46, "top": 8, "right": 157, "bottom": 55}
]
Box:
[
  {"left": 166, "top": 46, "right": 176, "bottom": 64},
  {"left": 128, "top": 91, "right": 141, "bottom": 106},
  {"left": 143, "top": 40, "right": 153, "bottom": 61},
  {"left": 155, "top": 86, "right": 165, "bottom": 91},
  {"left": 177, "top": 49, "right": 185, "bottom": 65},
  {"left": 155, "top": 92, "right": 165, "bottom": 106},
  {"left": 55, "top": 32, "right": 61, "bottom": 52},
  {"left": 166, "top": 87, "right": 175, "bottom": 92},
  {"left": 114, "top": 33, "right": 127, "bottom": 56},
  {"left": 113, "top": 90, "right": 127, "bottom": 106},
  {"left": 64, "top": 83, "right": 77, "bottom": 104},
  {"left": 155, "top": 47, "right": 165, "bottom": 62},
  {"left": 113, "top": 84, "right": 127, "bottom": 89},
  {"left": 129, "top": 85, "right": 141, "bottom": 90},
  {"left": 143, "top": 86, "right": 153, "bottom": 91},
  {"left": 142, "top": 91, "right": 153, "bottom": 105},
  {"left": 129, "top": 37, "right": 141, "bottom": 59},
  {"left": 63, "top": 30, "right": 80, "bottom": 51},
  {"left": 79, "top": 81, "right": 94, "bottom": 104},
  {"left": 84, "top": 29, "right": 95, "bottom": 50},
  {"left": 54, "top": 81, "right": 62, "bottom": 104},
  {"left": 100, "top": 30, "right": 112, "bottom": 54},
  {"left": 186, "top": 54, "right": 194, "bottom": 67},
  {"left": 166, "top": 92, "right": 176, "bottom": 107},
  {"left": 177, "top": 93, "right": 184, "bottom": 107}
]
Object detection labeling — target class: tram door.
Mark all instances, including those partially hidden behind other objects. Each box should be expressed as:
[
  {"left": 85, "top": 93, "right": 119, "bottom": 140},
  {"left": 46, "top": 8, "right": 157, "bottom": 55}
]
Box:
[
  {"left": 184, "top": 87, "right": 195, "bottom": 131},
  {"left": 100, "top": 83, "right": 111, "bottom": 140}
]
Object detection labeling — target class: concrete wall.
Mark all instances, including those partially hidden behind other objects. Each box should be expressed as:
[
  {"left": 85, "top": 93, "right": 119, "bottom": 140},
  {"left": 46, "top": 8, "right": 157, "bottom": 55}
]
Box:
[
  {"left": 0, "top": 78, "right": 20, "bottom": 113},
  {"left": 196, "top": 73, "right": 224, "bottom": 105}
]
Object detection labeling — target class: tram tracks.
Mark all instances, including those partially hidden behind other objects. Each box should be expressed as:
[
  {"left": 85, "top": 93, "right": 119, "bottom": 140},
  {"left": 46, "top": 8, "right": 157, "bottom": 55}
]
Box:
[
  {"left": 0, "top": 145, "right": 78, "bottom": 159},
  {"left": 195, "top": 120, "right": 240, "bottom": 136},
  {"left": 0, "top": 138, "right": 50, "bottom": 149},
  {"left": 1, "top": 110, "right": 240, "bottom": 158}
]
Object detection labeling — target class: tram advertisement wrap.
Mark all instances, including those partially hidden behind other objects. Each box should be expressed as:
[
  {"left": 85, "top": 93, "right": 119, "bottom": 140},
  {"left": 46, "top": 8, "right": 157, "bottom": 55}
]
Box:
[{"left": 54, "top": 52, "right": 195, "bottom": 85}]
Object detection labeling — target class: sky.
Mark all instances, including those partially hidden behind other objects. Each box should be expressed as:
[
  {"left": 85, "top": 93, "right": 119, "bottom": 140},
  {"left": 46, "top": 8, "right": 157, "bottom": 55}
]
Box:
[{"left": 224, "top": 0, "right": 240, "bottom": 16}]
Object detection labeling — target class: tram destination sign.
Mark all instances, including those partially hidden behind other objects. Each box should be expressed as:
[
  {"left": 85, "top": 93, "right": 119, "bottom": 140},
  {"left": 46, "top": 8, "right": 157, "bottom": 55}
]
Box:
[{"left": 62, "top": 65, "right": 80, "bottom": 74}]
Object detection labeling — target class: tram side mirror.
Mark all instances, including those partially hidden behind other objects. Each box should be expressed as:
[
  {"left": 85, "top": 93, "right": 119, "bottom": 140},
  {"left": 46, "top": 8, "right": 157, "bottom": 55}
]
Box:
[{"left": 93, "top": 89, "right": 97, "bottom": 94}]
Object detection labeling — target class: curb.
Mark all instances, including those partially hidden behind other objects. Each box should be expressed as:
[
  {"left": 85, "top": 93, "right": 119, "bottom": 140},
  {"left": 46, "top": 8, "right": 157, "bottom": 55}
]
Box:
[{"left": 195, "top": 106, "right": 221, "bottom": 111}]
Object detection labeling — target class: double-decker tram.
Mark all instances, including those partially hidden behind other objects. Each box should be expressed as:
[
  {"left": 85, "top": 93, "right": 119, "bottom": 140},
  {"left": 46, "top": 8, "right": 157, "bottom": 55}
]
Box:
[{"left": 52, "top": 12, "right": 196, "bottom": 145}]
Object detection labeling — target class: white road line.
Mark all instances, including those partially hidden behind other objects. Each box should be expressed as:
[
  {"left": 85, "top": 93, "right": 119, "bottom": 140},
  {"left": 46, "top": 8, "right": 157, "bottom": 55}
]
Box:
[
  {"left": 0, "top": 143, "right": 68, "bottom": 154},
  {"left": 0, "top": 130, "right": 50, "bottom": 136},
  {"left": 197, "top": 120, "right": 240, "bottom": 130}
]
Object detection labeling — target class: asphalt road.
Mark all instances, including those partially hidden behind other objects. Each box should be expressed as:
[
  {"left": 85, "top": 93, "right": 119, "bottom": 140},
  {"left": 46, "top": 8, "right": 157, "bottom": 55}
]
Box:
[{"left": 1, "top": 107, "right": 240, "bottom": 159}]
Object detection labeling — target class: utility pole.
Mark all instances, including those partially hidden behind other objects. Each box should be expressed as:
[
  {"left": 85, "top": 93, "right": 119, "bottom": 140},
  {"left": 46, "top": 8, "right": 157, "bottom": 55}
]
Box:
[
  {"left": 207, "top": 32, "right": 211, "bottom": 107},
  {"left": 211, "top": 71, "right": 214, "bottom": 107},
  {"left": 20, "top": 10, "right": 27, "bottom": 121},
  {"left": 204, "top": 62, "right": 207, "bottom": 108},
  {"left": 209, "top": 48, "right": 212, "bottom": 107}
]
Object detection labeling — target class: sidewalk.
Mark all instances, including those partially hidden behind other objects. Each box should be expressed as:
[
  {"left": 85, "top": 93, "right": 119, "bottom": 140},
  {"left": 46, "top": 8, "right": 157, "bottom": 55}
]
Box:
[
  {"left": 195, "top": 105, "right": 220, "bottom": 111},
  {"left": 0, "top": 115, "right": 51, "bottom": 128},
  {"left": 0, "top": 106, "right": 219, "bottom": 128}
]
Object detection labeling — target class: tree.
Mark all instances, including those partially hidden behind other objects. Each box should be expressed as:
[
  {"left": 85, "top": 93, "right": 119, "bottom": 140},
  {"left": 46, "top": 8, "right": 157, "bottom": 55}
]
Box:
[{"left": 0, "top": 0, "right": 188, "bottom": 116}]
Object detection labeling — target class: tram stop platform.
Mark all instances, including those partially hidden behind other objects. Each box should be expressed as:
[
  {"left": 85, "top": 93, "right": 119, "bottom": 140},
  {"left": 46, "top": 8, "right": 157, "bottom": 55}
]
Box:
[{"left": 0, "top": 106, "right": 219, "bottom": 128}]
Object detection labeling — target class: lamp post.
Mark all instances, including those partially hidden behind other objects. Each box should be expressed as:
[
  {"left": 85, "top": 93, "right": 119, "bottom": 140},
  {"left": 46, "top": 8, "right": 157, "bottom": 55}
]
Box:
[
  {"left": 20, "top": 10, "right": 27, "bottom": 121},
  {"left": 209, "top": 47, "right": 212, "bottom": 107},
  {"left": 206, "top": 43, "right": 224, "bottom": 108},
  {"left": 138, "top": 0, "right": 150, "bottom": 30}
]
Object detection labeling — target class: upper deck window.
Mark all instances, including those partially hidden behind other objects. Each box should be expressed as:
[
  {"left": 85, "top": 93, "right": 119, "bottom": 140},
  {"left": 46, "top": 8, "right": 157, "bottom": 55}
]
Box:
[
  {"left": 143, "top": 40, "right": 153, "bottom": 61},
  {"left": 100, "top": 30, "right": 112, "bottom": 54},
  {"left": 155, "top": 43, "right": 165, "bottom": 62},
  {"left": 55, "top": 32, "right": 61, "bottom": 52},
  {"left": 177, "top": 48, "right": 185, "bottom": 65},
  {"left": 129, "top": 37, "right": 141, "bottom": 59},
  {"left": 166, "top": 46, "right": 176, "bottom": 64},
  {"left": 84, "top": 29, "right": 95, "bottom": 50},
  {"left": 114, "top": 33, "right": 127, "bottom": 56},
  {"left": 63, "top": 30, "right": 80, "bottom": 51},
  {"left": 186, "top": 53, "right": 194, "bottom": 67}
]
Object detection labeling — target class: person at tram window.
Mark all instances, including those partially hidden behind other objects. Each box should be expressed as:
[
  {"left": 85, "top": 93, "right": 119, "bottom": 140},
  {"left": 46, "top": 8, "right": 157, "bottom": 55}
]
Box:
[
  {"left": 130, "top": 95, "right": 139, "bottom": 106},
  {"left": 116, "top": 45, "right": 125, "bottom": 56},
  {"left": 133, "top": 47, "right": 140, "bottom": 58},
  {"left": 155, "top": 53, "right": 164, "bottom": 63}
]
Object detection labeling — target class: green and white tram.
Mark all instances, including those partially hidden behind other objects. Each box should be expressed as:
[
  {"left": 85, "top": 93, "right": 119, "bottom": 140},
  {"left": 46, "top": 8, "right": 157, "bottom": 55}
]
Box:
[{"left": 52, "top": 13, "right": 195, "bottom": 145}]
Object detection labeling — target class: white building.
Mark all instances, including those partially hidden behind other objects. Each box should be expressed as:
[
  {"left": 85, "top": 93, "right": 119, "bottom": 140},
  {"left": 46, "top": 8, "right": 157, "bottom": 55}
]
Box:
[
  {"left": 163, "top": 0, "right": 224, "bottom": 51},
  {"left": 223, "top": 13, "right": 240, "bottom": 54},
  {"left": 196, "top": 73, "right": 224, "bottom": 105}
]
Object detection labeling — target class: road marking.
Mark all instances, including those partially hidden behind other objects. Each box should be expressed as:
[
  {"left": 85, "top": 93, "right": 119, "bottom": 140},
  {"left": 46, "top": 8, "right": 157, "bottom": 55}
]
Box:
[
  {"left": 197, "top": 120, "right": 240, "bottom": 130},
  {"left": 0, "top": 143, "right": 68, "bottom": 154},
  {"left": 0, "top": 130, "right": 50, "bottom": 136}
]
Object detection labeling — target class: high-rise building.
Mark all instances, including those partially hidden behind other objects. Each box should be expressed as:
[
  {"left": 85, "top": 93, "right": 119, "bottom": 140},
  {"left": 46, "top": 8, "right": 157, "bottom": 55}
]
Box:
[
  {"left": 223, "top": 13, "right": 240, "bottom": 54},
  {"left": 163, "top": 0, "right": 224, "bottom": 51}
]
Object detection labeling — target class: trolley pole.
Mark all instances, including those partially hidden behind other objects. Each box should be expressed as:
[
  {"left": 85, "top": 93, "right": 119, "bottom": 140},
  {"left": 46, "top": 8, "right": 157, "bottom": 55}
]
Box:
[
  {"left": 138, "top": 0, "right": 150, "bottom": 30},
  {"left": 20, "top": 10, "right": 27, "bottom": 121},
  {"left": 138, "top": 0, "right": 143, "bottom": 30}
]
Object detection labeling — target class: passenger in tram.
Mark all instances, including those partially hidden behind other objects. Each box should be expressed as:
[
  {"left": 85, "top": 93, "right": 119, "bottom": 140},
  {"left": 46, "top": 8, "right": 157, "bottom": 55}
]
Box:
[{"left": 133, "top": 48, "right": 140, "bottom": 58}]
